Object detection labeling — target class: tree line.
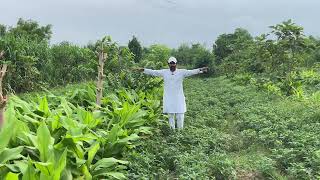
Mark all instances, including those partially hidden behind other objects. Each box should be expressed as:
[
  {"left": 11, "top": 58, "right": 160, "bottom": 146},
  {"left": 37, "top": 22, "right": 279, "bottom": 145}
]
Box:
[{"left": 1, "top": 18, "right": 320, "bottom": 95}]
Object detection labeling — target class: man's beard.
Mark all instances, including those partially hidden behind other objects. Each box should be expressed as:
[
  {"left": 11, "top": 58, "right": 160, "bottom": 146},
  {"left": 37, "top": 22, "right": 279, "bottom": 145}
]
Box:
[{"left": 170, "top": 66, "right": 176, "bottom": 72}]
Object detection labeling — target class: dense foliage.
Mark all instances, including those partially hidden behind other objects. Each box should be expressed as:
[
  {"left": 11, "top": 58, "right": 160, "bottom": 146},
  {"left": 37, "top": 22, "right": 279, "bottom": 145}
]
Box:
[
  {"left": 1, "top": 18, "right": 320, "bottom": 179},
  {"left": 0, "top": 82, "right": 163, "bottom": 179},
  {"left": 128, "top": 36, "right": 142, "bottom": 63}
]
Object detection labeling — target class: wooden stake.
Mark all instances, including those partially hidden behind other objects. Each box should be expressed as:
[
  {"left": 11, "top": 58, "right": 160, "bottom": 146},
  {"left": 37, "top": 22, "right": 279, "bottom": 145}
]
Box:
[
  {"left": 0, "top": 50, "right": 8, "bottom": 127},
  {"left": 96, "top": 44, "right": 107, "bottom": 106},
  {"left": 0, "top": 50, "right": 7, "bottom": 104}
]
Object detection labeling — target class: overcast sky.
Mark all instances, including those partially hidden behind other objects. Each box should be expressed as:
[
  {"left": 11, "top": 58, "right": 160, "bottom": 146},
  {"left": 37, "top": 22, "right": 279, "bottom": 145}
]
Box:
[{"left": 1, "top": 0, "right": 319, "bottom": 48}]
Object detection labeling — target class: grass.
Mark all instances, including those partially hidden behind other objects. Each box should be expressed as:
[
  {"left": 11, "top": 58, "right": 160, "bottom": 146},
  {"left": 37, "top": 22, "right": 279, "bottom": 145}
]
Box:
[{"left": 125, "top": 76, "right": 320, "bottom": 179}]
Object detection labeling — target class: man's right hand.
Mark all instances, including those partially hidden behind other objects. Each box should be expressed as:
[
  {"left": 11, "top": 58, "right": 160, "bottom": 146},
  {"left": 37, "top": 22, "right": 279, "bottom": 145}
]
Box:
[{"left": 200, "top": 67, "right": 209, "bottom": 73}]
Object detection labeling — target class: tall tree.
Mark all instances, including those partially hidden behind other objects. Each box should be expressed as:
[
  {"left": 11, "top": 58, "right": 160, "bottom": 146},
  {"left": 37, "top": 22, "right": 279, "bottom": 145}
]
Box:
[
  {"left": 269, "top": 19, "right": 312, "bottom": 72},
  {"left": 9, "top": 18, "right": 52, "bottom": 42},
  {"left": 128, "top": 36, "right": 142, "bottom": 63},
  {"left": 213, "top": 28, "right": 253, "bottom": 65},
  {"left": 172, "top": 43, "right": 192, "bottom": 65},
  {"left": 0, "top": 25, "right": 6, "bottom": 37}
]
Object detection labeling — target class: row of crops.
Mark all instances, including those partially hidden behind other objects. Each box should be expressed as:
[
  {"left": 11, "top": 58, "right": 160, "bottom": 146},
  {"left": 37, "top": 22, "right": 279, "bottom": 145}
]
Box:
[{"left": 126, "top": 76, "right": 320, "bottom": 179}]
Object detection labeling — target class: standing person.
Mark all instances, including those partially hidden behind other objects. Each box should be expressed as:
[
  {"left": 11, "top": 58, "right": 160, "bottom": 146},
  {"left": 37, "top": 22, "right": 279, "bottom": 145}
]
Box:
[{"left": 134, "top": 57, "right": 208, "bottom": 129}]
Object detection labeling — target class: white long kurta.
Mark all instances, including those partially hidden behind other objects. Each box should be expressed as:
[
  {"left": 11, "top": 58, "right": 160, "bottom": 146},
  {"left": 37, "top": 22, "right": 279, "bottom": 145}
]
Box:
[{"left": 144, "top": 68, "right": 202, "bottom": 113}]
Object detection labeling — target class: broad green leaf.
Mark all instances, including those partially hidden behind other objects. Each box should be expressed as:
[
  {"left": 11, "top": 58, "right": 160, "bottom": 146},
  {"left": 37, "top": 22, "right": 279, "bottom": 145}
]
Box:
[
  {"left": 54, "top": 138, "right": 84, "bottom": 159},
  {"left": 76, "top": 157, "right": 87, "bottom": 167},
  {"left": 14, "top": 160, "right": 28, "bottom": 173},
  {"left": 5, "top": 172, "right": 19, "bottom": 180},
  {"left": 91, "top": 157, "right": 128, "bottom": 170},
  {"left": 60, "top": 116, "right": 85, "bottom": 136},
  {"left": 38, "top": 96, "right": 50, "bottom": 117},
  {"left": 60, "top": 169, "right": 73, "bottom": 180},
  {"left": 15, "top": 120, "right": 31, "bottom": 145},
  {"left": 34, "top": 161, "right": 52, "bottom": 176},
  {"left": 39, "top": 173, "right": 51, "bottom": 180},
  {"left": 86, "top": 141, "right": 100, "bottom": 166},
  {"left": 3, "top": 164, "right": 20, "bottom": 173},
  {"left": 26, "top": 134, "right": 38, "bottom": 149},
  {"left": 50, "top": 115, "right": 61, "bottom": 131},
  {"left": 9, "top": 95, "right": 32, "bottom": 113},
  {"left": 81, "top": 165, "right": 92, "bottom": 180},
  {"left": 21, "top": 114, "right": 40, "bottom": 126},
  {"left": 22, "top": 159, "right": 38, "bottom": 180},
  {"left": 60, "top": 98, "right": 72, "bottom": 117},
  {"left": 65, "top": 133, "right": 97, "bottom": 143},
  {"left": 53, "top": 148, "right": 67, "bottom": 180},
  {"left": 108, "top": 125, "right": 120, "bottom": 144},
  {"left": 0, "top": 146, "right": 24, "bottom": 163},
  {"left": 37, "top": 121, "right": 54, "bottom": 162},
  {"left": 0, "top": 164, "right": 10, "bottom": 177},
  {"left": 0, "top": 103, "right": 16, "bottom": 152},
  {"left": 105, "top": 172, "right": 126, "bottom": 180},
  {"left": 117, "top": 133, "right": 139, "bottom": 144}
]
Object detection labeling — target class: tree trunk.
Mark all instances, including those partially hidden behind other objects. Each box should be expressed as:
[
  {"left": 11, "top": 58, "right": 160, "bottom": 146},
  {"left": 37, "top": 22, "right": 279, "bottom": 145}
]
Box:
[{"left": 96, "top": 47, "right": 107, "bottom": 106}]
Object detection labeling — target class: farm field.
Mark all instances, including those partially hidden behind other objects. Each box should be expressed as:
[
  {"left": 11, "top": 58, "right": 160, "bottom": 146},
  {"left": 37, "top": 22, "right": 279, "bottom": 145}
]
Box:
[{"left": 127, "top": 76, "right": 320, "bottom": 179}]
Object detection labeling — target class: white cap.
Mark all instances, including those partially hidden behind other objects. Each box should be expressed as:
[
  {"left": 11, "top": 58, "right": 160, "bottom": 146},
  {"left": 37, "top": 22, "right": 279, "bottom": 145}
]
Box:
[{"left": 168, "top": 56, "right": 177, "bottom": 63}]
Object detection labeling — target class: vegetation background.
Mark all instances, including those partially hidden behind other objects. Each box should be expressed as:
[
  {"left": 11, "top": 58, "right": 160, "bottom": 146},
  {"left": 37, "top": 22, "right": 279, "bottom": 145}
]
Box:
[{"left": 1, "top": 18, "right": 320, "bottom": 179}]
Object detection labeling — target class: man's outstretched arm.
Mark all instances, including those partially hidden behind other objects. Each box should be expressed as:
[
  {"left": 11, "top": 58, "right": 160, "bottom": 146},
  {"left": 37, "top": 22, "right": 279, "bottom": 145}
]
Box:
[
  {"left": 184, "top": 67, "right": 208, "bottom": 77},
  {"left": 132, "top": 68, "right": 163, "bottom": 77}
]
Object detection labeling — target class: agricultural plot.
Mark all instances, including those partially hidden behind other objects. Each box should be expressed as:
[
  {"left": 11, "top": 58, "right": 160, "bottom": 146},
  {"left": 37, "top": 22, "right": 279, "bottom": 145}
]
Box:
[{"left": 127, "top": 76, "right": 320, "bottom": 180}]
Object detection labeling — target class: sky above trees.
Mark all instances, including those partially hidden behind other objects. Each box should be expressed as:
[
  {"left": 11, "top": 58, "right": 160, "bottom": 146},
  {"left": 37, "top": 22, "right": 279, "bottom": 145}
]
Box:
[{"left": 1, "top": 0, "right": 319, "bottom": 47}]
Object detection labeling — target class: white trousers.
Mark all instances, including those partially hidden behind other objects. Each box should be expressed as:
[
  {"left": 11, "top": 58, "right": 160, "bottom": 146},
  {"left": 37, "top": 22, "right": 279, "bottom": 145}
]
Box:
[{"left": 168, "top": 113, "right": 185, "bottom": 129}]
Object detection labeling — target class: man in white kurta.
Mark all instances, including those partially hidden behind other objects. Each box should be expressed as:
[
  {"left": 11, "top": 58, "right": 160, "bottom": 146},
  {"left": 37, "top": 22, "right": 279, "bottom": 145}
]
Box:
[{"left": 141, "top": 57, "right": 208, "bottom": 129}]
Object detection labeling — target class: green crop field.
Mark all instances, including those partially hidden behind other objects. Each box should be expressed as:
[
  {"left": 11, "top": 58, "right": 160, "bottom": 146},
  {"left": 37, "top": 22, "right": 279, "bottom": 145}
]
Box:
[{"left": 126, "top": 76, "right": 320, "bottom": 179}]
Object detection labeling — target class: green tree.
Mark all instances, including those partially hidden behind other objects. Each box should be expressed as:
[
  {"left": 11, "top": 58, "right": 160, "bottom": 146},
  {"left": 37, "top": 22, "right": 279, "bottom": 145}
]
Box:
[
  {"left": 269, "top": 19, "right": 313, "bottom": 72},
  {"left": 128, "top": 36, "right": 142, "bottom": 63},
  {"left": 141, "top": 44, "right": 171, "bottom": 69},
  {"left": 213, "top": 28, "right": 253, "bottom": 65},
  {"left": 172, "top": 43, "right": 215, "bottom": 74},
  {"left": 9, "top": 18, "right": 52, "bottom": 42},
  {"left": 0, "top": 24, "right": 6, "bottom": 37},
  {"left": 0, "top": 33, "right": 49, "bottom": 92},
  {"left": 50, "top": 42, "right": 96, "bottom": 85},
  {"left": 249, "top": 20, "right": 313, "bottom": 76},
  {"left": 172, "top": 43, "right": 192, "bottom": 65},
  {"left": 0, "top": 19, "right": 54, "bottom": 92}
]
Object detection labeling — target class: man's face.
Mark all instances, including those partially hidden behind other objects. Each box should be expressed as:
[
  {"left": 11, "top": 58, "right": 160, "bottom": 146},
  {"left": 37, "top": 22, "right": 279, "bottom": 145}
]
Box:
[{"left": 168, "top": 62, "right": 177, "bottom": 71}]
